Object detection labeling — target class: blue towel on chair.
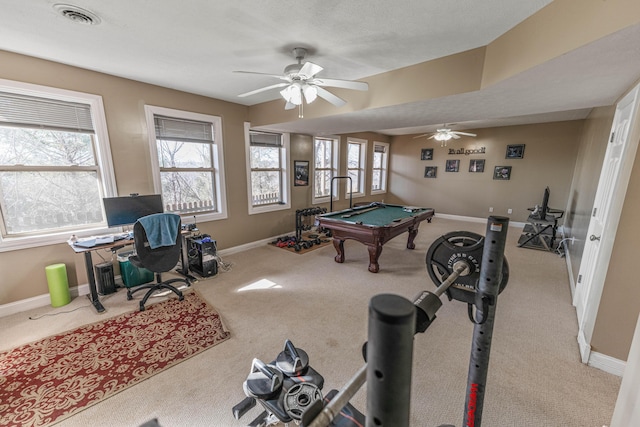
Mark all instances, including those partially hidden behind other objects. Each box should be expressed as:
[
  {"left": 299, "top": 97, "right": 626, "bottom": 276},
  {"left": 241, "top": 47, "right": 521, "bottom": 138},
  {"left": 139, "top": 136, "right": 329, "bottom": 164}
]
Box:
[{"left": 138, "top": 213, "right": 180, "bottom": 249}]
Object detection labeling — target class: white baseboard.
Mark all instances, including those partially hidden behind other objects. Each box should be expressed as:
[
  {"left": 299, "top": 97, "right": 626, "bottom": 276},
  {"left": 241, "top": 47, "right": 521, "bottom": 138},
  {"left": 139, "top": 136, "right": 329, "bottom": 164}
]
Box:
[
  {"left": 0, "top": 283, "right": 90, "bottom": 318},
  {"left": 588, "top": 351, "right": 626, "bottom": 377}
]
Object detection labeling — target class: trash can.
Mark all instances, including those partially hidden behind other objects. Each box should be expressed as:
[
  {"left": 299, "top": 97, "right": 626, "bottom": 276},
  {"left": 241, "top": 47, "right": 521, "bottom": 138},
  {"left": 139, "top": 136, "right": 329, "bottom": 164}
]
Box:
[
  {"left": 117, "top": 251, "right": 154, "bottom": 288},
  {"left": 45, "top": 263, "right": 71, "bottom": 307}
]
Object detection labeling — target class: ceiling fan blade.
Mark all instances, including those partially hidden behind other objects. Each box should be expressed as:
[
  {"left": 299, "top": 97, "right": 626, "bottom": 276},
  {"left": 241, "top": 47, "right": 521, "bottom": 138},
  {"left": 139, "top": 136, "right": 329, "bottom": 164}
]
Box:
[
  {"left": 453, "top": 131, "right": 477, "bottom": 137},
  {"left": 451, "top": 133, "right": 461, "bottom": 139},
  {"left": 427, "top": 135, "right": 436, "bottom": 140},
  {"left": 234, "top": 70, "right": 291, "bottom": 81},
  {"left": 413, "top": 134, "right": 430, "bottom": 139},
  {"left": 299, "top": 61, "right": 323, "bottom": 78},
  {"left": 284, "top": 101, "right": 296, "bottom": 110},
  {"left": 312, "top": 78, "right": 368, "bottom": 91},
  {"left": 316, "top": 86, "right": 347, "bottom": 107},
  {"left": 238, "top": 82, "right": 290, "bottom": 98}
]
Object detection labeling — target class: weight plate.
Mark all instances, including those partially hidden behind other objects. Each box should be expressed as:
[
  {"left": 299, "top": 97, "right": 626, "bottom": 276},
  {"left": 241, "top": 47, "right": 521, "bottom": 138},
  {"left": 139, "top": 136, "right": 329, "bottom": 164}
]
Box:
[
  {"left": 283, "top": 383, "right": 322, "bottom": 420},
  {"left": 425, "top": 231, "right": 509, "bottom": 304}
]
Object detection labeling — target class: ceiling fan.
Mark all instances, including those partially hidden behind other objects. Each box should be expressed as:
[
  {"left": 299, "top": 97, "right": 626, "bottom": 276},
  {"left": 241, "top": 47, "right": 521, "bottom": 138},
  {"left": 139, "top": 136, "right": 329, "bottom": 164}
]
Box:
[
  {"left": 235, "top": 47, "right": 368, "bottom": 117},
  {"left": 413, "top": 126, "right": 477, "bottom": 146}
]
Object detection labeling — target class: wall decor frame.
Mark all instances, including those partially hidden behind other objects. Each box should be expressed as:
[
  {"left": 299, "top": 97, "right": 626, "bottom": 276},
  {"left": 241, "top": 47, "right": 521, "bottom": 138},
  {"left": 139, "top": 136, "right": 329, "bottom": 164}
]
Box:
[
  {"left": 294, "top": 160, "right": 309, "bottom": 186},
  {"left": 445, "top": 159, "right": 460, "bottom": 172},
  {"left": 424, "top": 166, "right": 437, "bottom": 178},
  {"left": 469, "top": 159, "right": 485, "bottom": 172},
  {"left": 493, "top": 166, "right": 512, "bottom": 180},
  {"left": 506, "top": 144, "right": 525, "bottom": 159},
  {"left": 421, "top": 148, "right": 433, "bottom": 160}
]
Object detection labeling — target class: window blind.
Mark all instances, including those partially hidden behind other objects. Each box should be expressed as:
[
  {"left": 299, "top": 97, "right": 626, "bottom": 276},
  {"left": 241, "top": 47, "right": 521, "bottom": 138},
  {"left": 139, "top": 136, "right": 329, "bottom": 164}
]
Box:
[
  {"left": 0, "top": 91, "right": 94, "bottom": 133},
  {"left": 154, "top": 115, "right": 213, "bottom": 143},
  {"left": 250, "top": 131, "right": 282, "bottom": 147}
]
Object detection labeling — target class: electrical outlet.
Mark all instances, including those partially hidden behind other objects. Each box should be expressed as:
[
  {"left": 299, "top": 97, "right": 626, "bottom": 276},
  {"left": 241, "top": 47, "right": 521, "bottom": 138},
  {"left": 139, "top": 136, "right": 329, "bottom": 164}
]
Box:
[
  {"left": 489, "top": 207, "right": 494, "bottom": 212},
  {"left": 507, "top": 208, "right": 513, "bottom": 214}
]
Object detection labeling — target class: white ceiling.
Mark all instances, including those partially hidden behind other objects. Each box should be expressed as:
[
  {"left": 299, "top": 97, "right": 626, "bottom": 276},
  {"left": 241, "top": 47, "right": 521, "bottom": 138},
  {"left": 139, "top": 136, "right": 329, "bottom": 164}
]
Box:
[{"left": 2, "top": 1, "right": 640, "bottom": 136}]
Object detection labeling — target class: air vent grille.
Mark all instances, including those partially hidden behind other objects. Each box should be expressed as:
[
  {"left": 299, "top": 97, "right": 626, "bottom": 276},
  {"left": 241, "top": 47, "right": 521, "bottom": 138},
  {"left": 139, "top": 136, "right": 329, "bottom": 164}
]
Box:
[{"left": 53, "top": 4, "right": 101, "bottom": 25}]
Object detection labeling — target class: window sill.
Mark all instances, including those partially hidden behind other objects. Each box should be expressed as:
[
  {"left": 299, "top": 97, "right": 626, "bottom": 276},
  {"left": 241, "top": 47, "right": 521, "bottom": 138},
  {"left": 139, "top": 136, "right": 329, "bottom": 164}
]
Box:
[
  {"left": 371, "top": 189, "right": 387, "bottom": 196},
  {"left": 248, "top": 202, "right": 291, "bottom": 215},
  {"left": 0, "top": 226, "right": 114, "bottom": 253}
]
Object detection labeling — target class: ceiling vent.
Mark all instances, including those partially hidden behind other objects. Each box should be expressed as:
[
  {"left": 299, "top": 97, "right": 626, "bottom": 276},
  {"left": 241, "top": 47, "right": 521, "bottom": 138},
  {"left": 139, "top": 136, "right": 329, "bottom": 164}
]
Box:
[{"left": 53, "top": 4, "right": 101, "bottom": 25}]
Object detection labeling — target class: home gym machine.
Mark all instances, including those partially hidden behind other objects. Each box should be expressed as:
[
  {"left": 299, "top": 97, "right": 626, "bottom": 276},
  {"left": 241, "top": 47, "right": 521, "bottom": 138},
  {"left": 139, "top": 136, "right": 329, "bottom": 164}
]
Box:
[{"left": 233, "top": 216, "right": 510, "bottom": 427}]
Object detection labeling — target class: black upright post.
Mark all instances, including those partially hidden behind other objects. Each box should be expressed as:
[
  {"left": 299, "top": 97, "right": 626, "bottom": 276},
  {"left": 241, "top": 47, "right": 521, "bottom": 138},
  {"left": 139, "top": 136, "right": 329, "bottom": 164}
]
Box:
[
  {"left": 463, "top": 216, "right": 509, "bottom": 427},
  {"left": 366, "top": 294, "right": 416, "bottom": 427}
]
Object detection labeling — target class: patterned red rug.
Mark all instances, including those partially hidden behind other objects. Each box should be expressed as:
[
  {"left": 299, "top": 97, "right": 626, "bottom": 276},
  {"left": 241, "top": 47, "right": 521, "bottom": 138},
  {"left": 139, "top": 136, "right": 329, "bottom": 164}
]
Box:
[{"left": 0, "top": 292, "right": 230, "bottom": 427}]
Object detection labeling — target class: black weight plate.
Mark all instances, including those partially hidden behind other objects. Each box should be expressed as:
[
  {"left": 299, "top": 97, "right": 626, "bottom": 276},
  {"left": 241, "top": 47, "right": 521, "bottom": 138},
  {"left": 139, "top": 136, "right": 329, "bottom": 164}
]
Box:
[{"left": 426, "top": 231, "right": 509, "bottom": 304}]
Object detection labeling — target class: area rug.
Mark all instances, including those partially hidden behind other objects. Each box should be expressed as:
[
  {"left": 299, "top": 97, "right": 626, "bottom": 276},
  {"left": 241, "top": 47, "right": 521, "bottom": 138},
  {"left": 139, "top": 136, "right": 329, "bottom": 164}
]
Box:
[{"left": 0, "top": 292, "right": 230, "bottom": 427}]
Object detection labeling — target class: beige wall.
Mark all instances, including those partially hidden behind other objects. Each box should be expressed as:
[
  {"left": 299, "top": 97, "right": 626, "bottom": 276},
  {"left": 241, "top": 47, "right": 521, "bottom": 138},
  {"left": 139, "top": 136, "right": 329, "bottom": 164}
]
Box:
[{"left": 387, "top": 121, "right": 582, "bottom": 221}]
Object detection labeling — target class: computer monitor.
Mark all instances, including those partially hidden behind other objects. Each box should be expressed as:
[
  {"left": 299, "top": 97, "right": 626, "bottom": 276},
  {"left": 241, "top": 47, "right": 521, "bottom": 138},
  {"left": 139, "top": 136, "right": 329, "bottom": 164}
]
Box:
[{"left": 103, "top": 194, "right": 164, "bottom": 227}]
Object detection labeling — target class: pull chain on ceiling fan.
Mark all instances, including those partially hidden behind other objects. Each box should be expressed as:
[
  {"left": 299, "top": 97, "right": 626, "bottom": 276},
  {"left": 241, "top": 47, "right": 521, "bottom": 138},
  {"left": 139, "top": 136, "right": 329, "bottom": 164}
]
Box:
[
  {"left": 413, "top": 125, "right": 477, "bottom": 146},
  {"left": 235, "top": 47, "right": 368, "bottom": 117}
]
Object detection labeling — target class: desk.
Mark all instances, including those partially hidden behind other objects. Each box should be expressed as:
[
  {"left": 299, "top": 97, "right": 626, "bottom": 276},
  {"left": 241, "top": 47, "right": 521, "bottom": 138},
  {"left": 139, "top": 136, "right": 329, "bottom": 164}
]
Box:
[
  {"left": 68, "top": 231, "right": 193, "bottom": 313},
  {"left": 317, "top": 204, "right": 435, "bottom": 273},
  {"left": 69, "top": 238, "right": 134, "bottom": 313}
]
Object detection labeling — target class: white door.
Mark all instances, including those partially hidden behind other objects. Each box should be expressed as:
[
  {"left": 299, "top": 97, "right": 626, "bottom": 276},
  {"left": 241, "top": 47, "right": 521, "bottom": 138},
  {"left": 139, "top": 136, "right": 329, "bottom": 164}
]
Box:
[{"left": 574, "top": 83, "right": 640, "bottom": 363}]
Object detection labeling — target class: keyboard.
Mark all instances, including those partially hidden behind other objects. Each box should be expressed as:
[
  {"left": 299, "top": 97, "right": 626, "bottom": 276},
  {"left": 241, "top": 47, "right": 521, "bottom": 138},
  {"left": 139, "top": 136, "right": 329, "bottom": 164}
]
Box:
[{"left": 74, "top": 233, "right": 129, "bottom": 248}]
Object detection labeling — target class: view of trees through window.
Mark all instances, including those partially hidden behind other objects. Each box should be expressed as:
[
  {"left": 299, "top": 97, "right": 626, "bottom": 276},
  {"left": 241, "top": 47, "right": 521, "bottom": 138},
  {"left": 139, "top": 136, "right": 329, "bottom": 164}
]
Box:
[
  {"left": 347, "top": 142, "right": 363, "bottom": 194},
  {"left": 314, "top": 138, "right": 334, "bottom": 198},
  {"left": 249, "top": 132, "right": 283, "bottom": 206},
  {"left": 156, "top": 138, "right": 216, "bottom": 213},
  {"left": 0, "top": 126, "right": 104, "bottom": 235}
]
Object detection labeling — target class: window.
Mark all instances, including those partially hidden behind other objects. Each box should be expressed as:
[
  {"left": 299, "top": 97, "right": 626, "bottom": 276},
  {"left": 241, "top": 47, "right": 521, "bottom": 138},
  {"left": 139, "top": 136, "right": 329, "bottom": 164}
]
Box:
[
  {"left": 244, "top": 123, "right": 290, "bottom": 214},
  {"left": 145, "top": 105, "right": 227, "bottom": 222},
  {"left": 346, "top": 138, "right": 367, "bottom": 198},
  {"left": 371, "top": 141, "right": 389, "bottom": 194},
  {"left": 0, "top": 80, "right": 115, "bottom": 249},
  {"left": 313, "top": 136, "right": 339, "bottom": 204}
]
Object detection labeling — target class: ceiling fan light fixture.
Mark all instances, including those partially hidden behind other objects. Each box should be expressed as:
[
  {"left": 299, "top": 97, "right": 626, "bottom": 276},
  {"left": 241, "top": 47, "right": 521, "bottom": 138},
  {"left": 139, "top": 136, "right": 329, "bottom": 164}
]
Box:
[
  {"left": 280, "top": 85, "right": 302, "bottom": 105},
  {"left": 435, "top": 132, "right": 452, "bottom": 141},
  {"left": 302, "top": 84, "right": 318, "bottom": 104}
]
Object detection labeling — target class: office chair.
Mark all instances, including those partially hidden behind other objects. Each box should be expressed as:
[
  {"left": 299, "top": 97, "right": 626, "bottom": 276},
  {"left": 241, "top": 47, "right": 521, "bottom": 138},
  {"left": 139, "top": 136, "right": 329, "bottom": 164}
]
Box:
[{"left": 127, "top": 213, "right": 190, "bottom": 311}]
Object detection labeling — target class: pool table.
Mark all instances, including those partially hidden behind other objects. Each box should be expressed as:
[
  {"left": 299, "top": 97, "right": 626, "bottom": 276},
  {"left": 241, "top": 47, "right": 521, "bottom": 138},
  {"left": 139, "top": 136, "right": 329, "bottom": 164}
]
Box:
[{"left": 316, "top": 203, "right": 435, "bottom": 273}]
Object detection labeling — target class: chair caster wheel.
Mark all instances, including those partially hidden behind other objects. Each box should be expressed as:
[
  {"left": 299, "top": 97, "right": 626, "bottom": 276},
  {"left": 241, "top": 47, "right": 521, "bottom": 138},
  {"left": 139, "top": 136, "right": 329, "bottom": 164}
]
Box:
[
  {"left": 179, "top": 295, "right": 185, "bottom": 301},
  {"left": 139, "top": 303, "right": 145, "bottom": 311},
  {"left": 127, "top": 292, "right": 133, "bottom": 301}
]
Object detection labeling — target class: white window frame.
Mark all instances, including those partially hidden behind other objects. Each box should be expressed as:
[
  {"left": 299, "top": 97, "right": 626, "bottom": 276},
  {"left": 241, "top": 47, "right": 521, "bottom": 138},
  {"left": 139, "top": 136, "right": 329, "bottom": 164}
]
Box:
[
  {"left": 371, "top": 141, "right": 390, "bottom": 195},
  {"left": 144, "top": 105, "right": 228, "bottom": 223},
  {"left": 312, "top": 136, "right": 340, "bottom": 205},
  {"left": 0, "top": 79, "right": 116, "bottom": 252},
  {"left": 244, "top": 122, "right": 291, "bottom": 215},
  {"left": 346, "top": 137, "right": 367, "bottom": 199}
]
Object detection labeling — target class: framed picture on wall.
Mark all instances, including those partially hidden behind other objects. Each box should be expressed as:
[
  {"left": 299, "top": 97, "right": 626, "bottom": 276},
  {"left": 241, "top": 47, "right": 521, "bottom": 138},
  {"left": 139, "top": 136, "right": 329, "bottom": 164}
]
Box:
[
  {"left": 445, "top": 159, "right": 460, "bottom": 172},
  {"left": 424, "top": 166, "right": 437, "bottom": 178},
  {"left": 493, "top": 166, "right": 512, "bottom": 180},
  {"left": 469, "top": 159, "right": 485, "bottom": 172},
  {"left": 421, "top": 148, "right": 434, "bottom": 160},
  {"left": 506, "top": 144, "right": 525, "bottom": 159},
  {"left": 294, "top": 160, "right": 309, "bottom": 186}
]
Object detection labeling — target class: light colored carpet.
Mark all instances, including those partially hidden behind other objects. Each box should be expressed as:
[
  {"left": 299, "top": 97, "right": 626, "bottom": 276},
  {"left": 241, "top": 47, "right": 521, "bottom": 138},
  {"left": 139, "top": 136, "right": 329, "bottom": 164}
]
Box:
[{"left": 0, "top": 217, "right": 621, "bottom": 426}]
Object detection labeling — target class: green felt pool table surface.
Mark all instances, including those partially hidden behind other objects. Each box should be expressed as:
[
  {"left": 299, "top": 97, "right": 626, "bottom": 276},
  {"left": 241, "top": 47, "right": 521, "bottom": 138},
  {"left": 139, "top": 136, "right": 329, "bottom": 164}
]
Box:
[{"left": 317, "top": 203, "right": 435, "bottom": 273}]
